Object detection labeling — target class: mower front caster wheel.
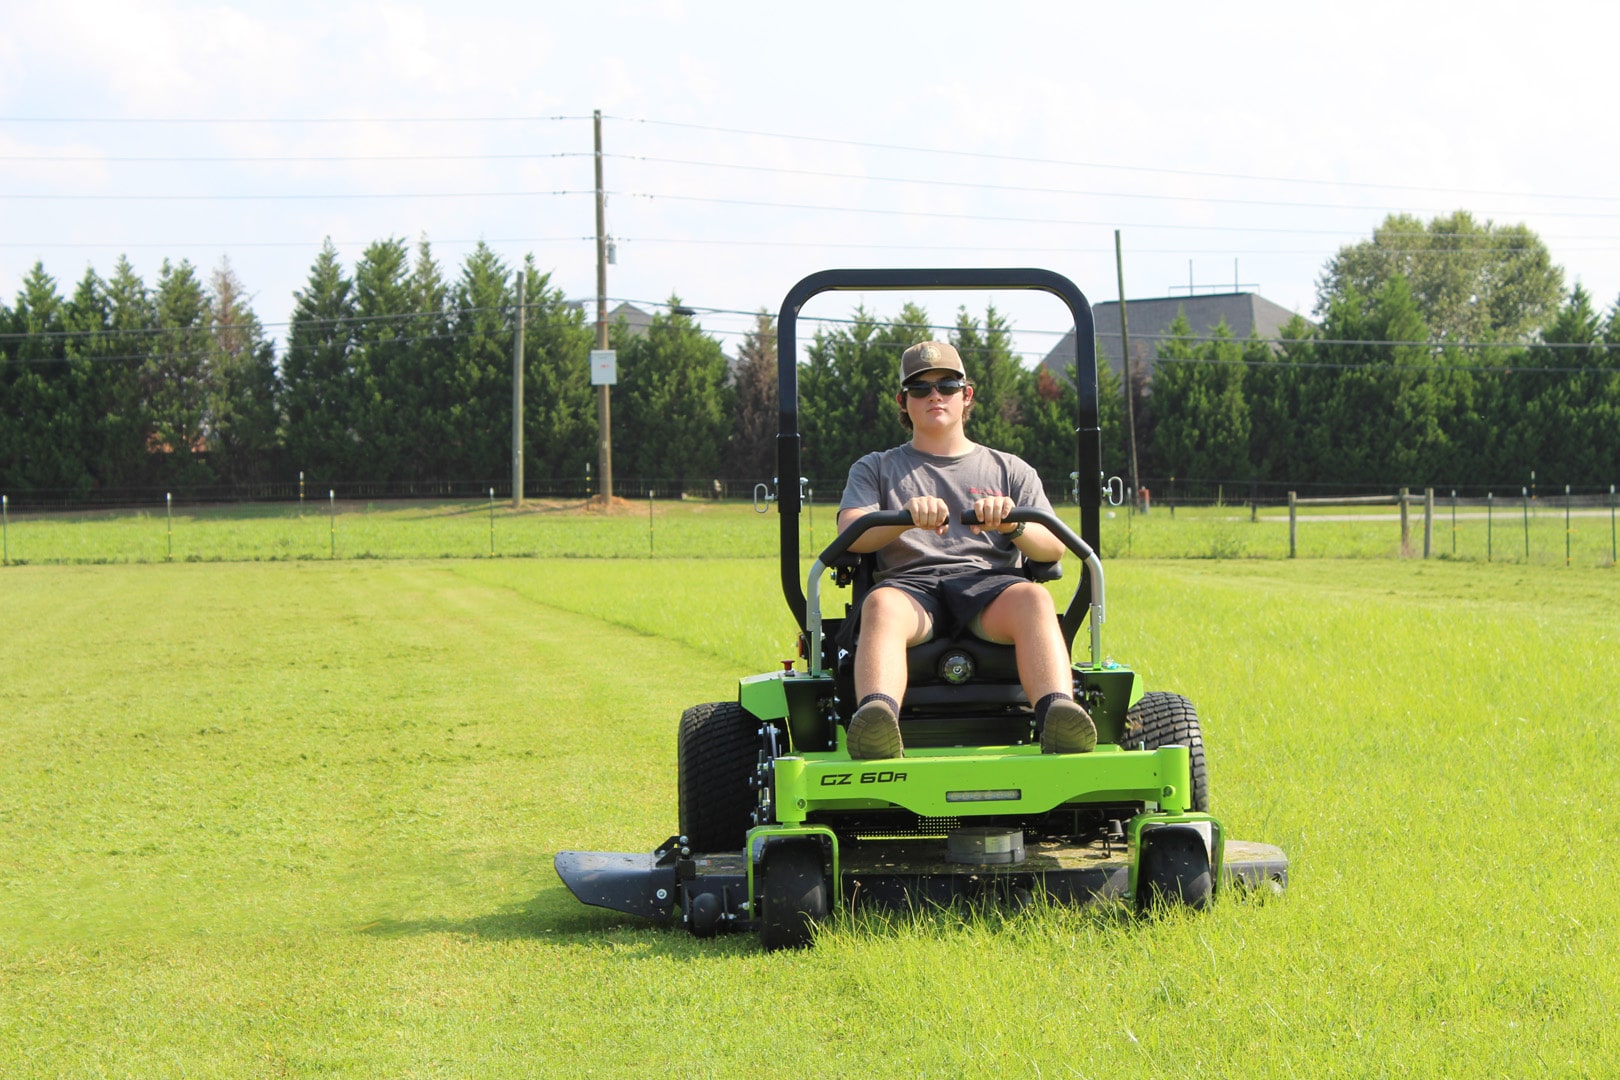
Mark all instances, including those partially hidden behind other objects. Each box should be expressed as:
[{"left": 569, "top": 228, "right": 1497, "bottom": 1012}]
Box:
[
  {"left": 1138, "top": 826, "right": 1213, "bottom": 911},
  {"left": 759, "top": 842, "right": 828, "bottom": 951}
]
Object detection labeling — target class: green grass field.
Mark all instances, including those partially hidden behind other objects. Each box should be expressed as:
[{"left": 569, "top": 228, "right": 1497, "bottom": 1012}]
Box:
[
  {"left": 4, "top": 496, "right": 1617, "bottom": 567},
  {"left": 3, "top": 546, "right": 1618, "bottom": 1075}
]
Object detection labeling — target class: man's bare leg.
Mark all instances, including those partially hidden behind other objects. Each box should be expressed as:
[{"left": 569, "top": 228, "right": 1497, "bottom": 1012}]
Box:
[
  {"left": 848, "top": 587, "right": 932, "bottom": 759},
  {"left": 976, "top": 582, "right": 1096, "bottom": 753}
]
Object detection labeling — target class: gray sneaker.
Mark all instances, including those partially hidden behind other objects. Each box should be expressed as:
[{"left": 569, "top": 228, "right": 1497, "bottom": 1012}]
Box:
[
  {"left": 1040, "top": 699, "right": 1097, "bottom": 754},
  {"left": 847, "top": 700, "right": 904, "bottom": 759}
]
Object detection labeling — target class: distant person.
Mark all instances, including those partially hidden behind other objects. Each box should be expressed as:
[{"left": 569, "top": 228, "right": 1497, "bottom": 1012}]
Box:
[{"left": 836, "top": 340, "right": 1096, "bottom": 760}]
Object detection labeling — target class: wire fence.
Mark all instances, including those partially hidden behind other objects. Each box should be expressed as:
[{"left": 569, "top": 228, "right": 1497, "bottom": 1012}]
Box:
[
  {"left": 3, "top": 483, "right": 1616, "bottom": 569},
  {"left": 4, "top": 472, "right": 1617, "bottom": 512}
]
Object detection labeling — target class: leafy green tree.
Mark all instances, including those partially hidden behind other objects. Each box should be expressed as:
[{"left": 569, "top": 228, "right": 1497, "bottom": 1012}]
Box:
[
  {"left": 146, "top": 259, "right": 214, "bottom": 487},
  {"left": 57, "top": 268, "right": 118, "bottom": 491},
  {"left": 204, "top": 258, "right": 281, "bottom": 484},
  {"left": 800, "top": 305, "right": 878, "bottom": 483},
  {"left": 1511, "top": 284, "right": 1615, "bottom": 485},
  {"left": 1305, "top": 276, "right": 1454, "bottom": 487},
  {"left": 0, "top": 292, "right": 10, "bottom": 486},
  {"left": 723, "top": 311, "right": 778, "bottom": 482},
  {"left": 1144, "top": 313, "right": 1251, "bottom": 488},
  {"left": 800, "top": 303, "right": 930, "bottom": 483},
  {"left": 1244, "top": 315, "right": 1316, "bottom": 486},
  {"left": 1, "top": 263, "right": 89, "bottom": 492},
  {"left": 281, "top": 241, "right": 357, "bottom": 479},
  {"left": 1317, "top": 211, "right": 1563, "bottom": 344},
  {"left": 347, "top": 237, "right": 414, "bottom": 479},
  {"left": 441, "top": 242, "right": 514, "bottom": 482},
  {"left": 951, "top": 303, "right": 1025, "bottom": 457},
  {"left": 400, "top": 239, "right": 451, "bottom": 480},
  {"left": 95, "top": 257, "right": 159, "bottom": 487},
  {"left": 613, "top": 298, "right": 731, "bottom": 490},
  {"left": 517, "top": 256, "right": 594, "bottom": 486},
  {"left": 1596, "top": 296, "right": 1620, "bottom": 485}
]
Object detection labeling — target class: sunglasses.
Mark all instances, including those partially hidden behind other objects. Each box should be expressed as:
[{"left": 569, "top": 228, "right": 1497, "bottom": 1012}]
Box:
[{"left": 902, "top": 378, "right": 967, "bottom": 398}]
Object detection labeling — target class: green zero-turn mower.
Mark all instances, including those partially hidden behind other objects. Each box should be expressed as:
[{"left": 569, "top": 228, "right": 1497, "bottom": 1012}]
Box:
[{"left": 556, "top": 268, "right": 1288, "bottom": 949}]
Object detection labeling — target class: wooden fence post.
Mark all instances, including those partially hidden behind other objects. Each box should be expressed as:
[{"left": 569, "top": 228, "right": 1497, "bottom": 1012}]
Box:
[
  {"left": 1400, "top": 487, "right": 1410, "bottom": 556},
  {"left": 1423, "top": 488, "right": 1434, "bottom": 559},
  {"left": 1288, "top": 491, "right": 1297, "bottom": 558}
]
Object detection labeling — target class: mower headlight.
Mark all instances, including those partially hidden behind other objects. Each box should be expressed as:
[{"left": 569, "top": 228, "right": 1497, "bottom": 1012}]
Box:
[{"left": 946, "top": 789, "right": 1022, "bottom": 803}]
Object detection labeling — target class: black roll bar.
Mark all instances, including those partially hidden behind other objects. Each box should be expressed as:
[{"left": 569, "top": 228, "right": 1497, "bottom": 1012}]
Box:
[{"left": 775, "top": 268, "right": 1101, "bottom": 632}]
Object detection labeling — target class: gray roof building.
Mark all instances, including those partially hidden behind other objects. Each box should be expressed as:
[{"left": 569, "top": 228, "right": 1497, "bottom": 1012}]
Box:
[
  {"left": 1041, "top": 291, "right": 1305, "bottom": 383},
  {"left": 568, "top": 300, "right": 657, "bottom": 337}
]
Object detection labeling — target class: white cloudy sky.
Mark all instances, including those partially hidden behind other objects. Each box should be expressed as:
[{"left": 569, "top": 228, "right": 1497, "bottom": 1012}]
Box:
[{"left": 3, "top": 0, "right": 1616, "bottom": 364}]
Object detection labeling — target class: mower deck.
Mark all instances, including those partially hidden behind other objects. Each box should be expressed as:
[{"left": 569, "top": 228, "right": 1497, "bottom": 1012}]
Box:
[{"left": 555, "top": 834, "right": 1287, "bottom": 931}]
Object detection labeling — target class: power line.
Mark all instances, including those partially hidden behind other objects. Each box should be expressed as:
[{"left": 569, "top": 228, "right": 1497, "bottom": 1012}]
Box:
[
  {"left": 612, "top": 235, "right": 1607, "bottom": 256},
  {"left": 4, "top": 106, "right": 1605, "bottom": 208},
  {"left": 554, "top": 293, "right": 1620, "bottom": 358},
  {"left": 1148, "top": 352, "right": 1620, "bottom": 374},
  {"left": 16, "top": 142, "right": 1615, "bottom": 221},
  {"left": 614, "top": 191, "right": 1620, "bottom": 242},
  {"left": 0, "top": 114, "right": 589, "bottom": 125},
  {"left": 6, "top": 234, "right": 1596, "bottom": 259},
  {"left": 0, "top": 236, "right": 589, "bottom": 250},
  {"left": 3, "top": 285, "right": 1613, "bottom": 357},
  {"left": 5, "top": 293, "right": 1616, "bottom": 373},
  {"left": 8, "top": 328, "right": 1614, "bottom": 374},
  {"left": 0, "top": 327, "right": 522, "bottom": 366},
  {"left": 1, "top": 189, "right": 589, "bottom": 202},
  {"left": 608, "top": 153, "right": 1620, "bottom": 220},
  {"left": 607, "top": 114, "right": 1620, "bottom": 205},
  {"left": 6, "top": 151, "right": 588, "bottom": 164},
  {"left": 0, "top": 302, "right": 540, "bottom": 341}
]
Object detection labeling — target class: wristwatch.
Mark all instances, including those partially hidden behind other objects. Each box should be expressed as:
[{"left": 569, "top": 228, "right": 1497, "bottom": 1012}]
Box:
[{"left": 1005, "top": 521, "right": 1026, "bottom": 541}]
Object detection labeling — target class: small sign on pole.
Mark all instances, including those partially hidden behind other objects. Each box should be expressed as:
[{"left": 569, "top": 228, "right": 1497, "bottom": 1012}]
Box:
[{"left": 590, "top": 349, "right": 618, "bottom": 386}]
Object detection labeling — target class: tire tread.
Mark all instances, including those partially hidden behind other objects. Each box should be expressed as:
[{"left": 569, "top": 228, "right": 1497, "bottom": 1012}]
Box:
[
  {"left": 1123, "top": 691, "right": 1209, "bottom": 812},
  {"left": 677, "top": 701, "right": 758, "bottom": 853}
]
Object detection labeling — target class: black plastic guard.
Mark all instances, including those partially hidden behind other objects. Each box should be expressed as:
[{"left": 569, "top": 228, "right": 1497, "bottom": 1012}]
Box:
[{"left": 554, "top": 850, "right": 679, "bottom": 921}]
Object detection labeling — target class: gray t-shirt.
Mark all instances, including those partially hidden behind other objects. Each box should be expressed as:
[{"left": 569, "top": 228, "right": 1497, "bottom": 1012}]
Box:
[{"left": 839, "top": 442, "right": 1056, "bottom": 581}]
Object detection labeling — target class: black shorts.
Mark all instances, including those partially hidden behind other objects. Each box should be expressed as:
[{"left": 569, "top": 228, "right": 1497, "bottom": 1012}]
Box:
[{"left": 870, "top": 567, "right": 1025, "bottom": 642}]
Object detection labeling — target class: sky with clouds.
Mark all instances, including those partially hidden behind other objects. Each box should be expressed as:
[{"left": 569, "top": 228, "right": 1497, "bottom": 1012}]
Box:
[{"left": 3, "top": 0, "right": 1616, "bottom": 363}]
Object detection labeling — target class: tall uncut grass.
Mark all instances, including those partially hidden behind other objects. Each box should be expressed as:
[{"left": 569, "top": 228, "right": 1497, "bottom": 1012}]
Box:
[{"left": 3, "top": 551, "right": 1617, "bottom": 1075}]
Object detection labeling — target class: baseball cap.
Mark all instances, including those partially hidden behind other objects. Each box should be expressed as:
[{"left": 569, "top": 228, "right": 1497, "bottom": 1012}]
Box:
[{"left": 899, "top": 341, "right": 967, "bottom": 383}]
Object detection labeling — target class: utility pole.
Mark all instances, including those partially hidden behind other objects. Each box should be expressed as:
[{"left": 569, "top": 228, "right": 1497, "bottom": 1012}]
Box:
[
  {"left": 1115, "top": 230, "right": 1141, "bottom": 506},
  {"left": 512, "top": 273, "right": 525, "bottom": 508},
  {"left": 593, "top": 109, "right": 613, "bottom": 503}
]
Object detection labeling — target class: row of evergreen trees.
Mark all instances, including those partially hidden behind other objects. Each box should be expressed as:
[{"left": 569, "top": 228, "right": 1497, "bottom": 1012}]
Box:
[
  {"left": 1145, "top": 279, "right": 1620, "bottom": 495},
  {"left": 0, "top": 239, "right": 742, "bottom": 497},
  {"left": 3, "top": 225, "right": 1618, "bottom": 501}
]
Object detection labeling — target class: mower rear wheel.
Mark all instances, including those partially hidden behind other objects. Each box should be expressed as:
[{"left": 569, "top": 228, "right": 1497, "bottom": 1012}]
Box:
[
  {"left": 759, "top": 842, "right": 828, "bottom": 951},
  {"left": 1123, "top": 691, "right": 1208, "bottom": 812},
  {"left": 1138, "top": 825, "right": 1213, "bottom": 911},
  {"left": 678, "top": 701, "right": 759, "bottom": 853}
]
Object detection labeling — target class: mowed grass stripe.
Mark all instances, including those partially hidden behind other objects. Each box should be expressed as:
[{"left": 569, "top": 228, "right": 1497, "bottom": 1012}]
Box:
[{"left": 0, "top": 561, "right": 732, "bottom": 947}]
